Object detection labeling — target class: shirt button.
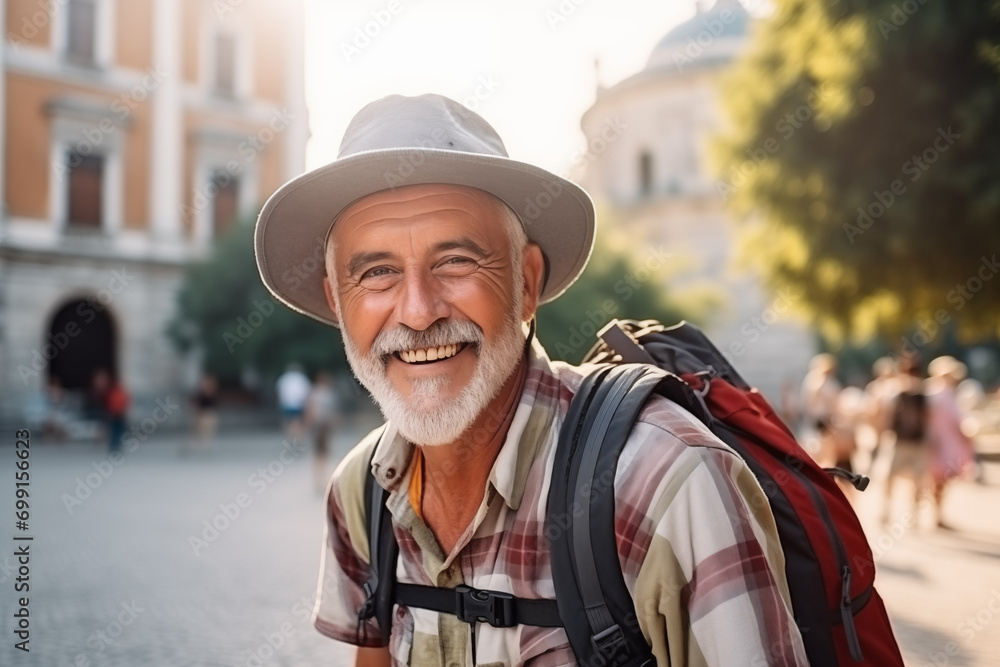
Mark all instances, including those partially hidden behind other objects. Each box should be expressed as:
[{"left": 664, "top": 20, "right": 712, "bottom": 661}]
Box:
[{"left": 385, "top": 468, "right": 396, "bottom": 480}]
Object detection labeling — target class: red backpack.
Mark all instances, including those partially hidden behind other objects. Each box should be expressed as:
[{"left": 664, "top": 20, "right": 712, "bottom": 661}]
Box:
[{"left": 556, "top": 319, "right": 904, "bottom": 666}]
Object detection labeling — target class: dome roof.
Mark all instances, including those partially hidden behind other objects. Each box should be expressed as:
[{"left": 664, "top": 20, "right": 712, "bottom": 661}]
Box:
[{"left": 645, "top": 0, "right": 749, "bottom": 72}]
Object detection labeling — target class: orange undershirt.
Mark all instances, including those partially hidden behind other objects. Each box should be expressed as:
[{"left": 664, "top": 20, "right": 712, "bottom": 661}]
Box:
[{"left": 408, "top": 448, "right": 425, "bottom": 521}]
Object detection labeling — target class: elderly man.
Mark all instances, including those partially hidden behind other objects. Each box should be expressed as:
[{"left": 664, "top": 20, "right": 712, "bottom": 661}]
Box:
[{"left": 255, "top": 94, "right": 806, "bottom": 666}]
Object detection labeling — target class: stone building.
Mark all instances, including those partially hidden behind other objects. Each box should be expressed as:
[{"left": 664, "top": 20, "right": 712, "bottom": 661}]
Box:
[
  {"left": 578, "top": 0, "right": 814, "bottom": 401},
  {"left": 0, "top": 0, "right": 308, "bottom": 428}
]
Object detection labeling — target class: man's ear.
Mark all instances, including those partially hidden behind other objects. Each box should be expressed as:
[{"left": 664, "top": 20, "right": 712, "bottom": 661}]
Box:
[
  {"left": 321, "top": 276, "right": 341, "bottom": 327},
  {"left": 520, "top": 243, "right": 545, "bottom": 322}
]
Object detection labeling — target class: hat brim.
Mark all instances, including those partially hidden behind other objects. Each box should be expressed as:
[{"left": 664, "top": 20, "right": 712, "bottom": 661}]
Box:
[{"left": 255, "top": 148, "right": 595, "bottom": 327}]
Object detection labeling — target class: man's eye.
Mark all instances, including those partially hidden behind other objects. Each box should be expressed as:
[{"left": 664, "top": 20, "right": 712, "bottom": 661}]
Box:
[
  {"left": 360, "top": 266, "right": 395, "bottom": 282},
  {"left": 438, "top": 256, "right": 476, "bottom": 270}
]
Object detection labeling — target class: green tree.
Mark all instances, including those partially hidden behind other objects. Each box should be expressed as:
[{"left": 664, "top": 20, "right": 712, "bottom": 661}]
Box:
[
  {"left": 536, "top": 218, "right": 695, "bottom": 364},
  {"left": 713, "top": 0, "right": 1000, "bottom": 341},
  {"left": 167, "top": 217, "right": 348, "bottom": 387}
]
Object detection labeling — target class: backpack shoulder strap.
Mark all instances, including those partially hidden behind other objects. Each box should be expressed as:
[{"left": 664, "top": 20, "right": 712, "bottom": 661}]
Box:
[
  {"left": 358, "top": 426, "right": 396, "bottom": 644},
  {"left": 548, "top": 364, "right": 664, "bottom": 667}
]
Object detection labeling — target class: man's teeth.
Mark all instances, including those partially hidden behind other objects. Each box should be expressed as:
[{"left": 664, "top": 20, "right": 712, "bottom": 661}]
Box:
[{"left": 399, "top": 344, "right": 461, "bottom": 364}]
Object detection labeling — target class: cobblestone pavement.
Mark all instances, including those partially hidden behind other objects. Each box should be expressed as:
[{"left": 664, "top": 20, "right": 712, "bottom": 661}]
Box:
[
  {"left": 2, "top": 424, "right": 373, "bottom": 667},
  {"left": 3, "top": 425, "right": 999, "bottom": 666}
]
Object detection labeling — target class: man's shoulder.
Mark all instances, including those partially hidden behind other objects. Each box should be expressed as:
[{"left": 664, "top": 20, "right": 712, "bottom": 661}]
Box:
[
  {"left": 332, "top": 424, "right": 384, "bottom": 490},
  {"left": 325, "top": 425, "right": 386, "bottom": 564},
  {"left": 636, "top": 393, "right": 730, "bottom": 450},
  {"left": 616, "top": 393, "right": 742, "bottom": 496}
]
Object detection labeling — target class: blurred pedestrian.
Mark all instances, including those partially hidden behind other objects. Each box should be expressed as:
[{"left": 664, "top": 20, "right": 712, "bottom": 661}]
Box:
[
  {"left": 831, "top": 385, "right": 865, "bottom": 495},
  {"left": 800, "top": 353, "right": 842, "bottom": 466},
  {"left": 881, "top": 355, "right": 929, "bottom": 525},
  {"left": 25, "top": 376, "right": 70, "bottom": 440},
  {"left": 778, "top": 377, "right": 801, "bottom": 432},
  {"left": 276, "top": 363, "right": 311, "bottom": 443},
  {"left": 305, "top": 371, "right": 340, "bottom": 493},
  {"left": 187, "top": 373, "right": 219, "bottom": 454},
  {"left": 93, "top": 368, "right": 129, "bottom": 453},
  {"left": 863, "top": 356, "right": 897, "bottom": 471},
  {"left": 926, "top": 356, "right": 977, "bottom": 529}
]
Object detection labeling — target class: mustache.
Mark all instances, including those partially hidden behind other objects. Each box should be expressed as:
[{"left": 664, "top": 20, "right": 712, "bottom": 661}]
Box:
[{"left": 370, "top": 320, "right": 484, "bottom": 358}]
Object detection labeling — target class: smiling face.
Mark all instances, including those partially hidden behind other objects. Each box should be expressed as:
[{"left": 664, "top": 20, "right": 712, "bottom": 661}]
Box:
[{"left": 323, "top": 184, "right": 544, "bottom": 446}]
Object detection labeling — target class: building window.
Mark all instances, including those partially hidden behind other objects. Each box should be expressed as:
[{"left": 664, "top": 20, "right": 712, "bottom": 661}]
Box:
[
  {"left": 214, "top": 34, "right": 237, "bottom": 96},
  {"left": 67, "top": 151, "right": 104, "bottom": 229},
  {"left": 66, "top": 0, "right": 98, "bottom": 64},
  {"left": 211, "top": 171, "right": 239, "bottom": 237},
  {"left": 639, "top": 151, "right": 654, "bottom": 196}
]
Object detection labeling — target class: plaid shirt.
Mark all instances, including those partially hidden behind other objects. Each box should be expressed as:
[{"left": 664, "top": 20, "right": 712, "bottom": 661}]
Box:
[{"left": 314, "top": 340, "right": 809, "bottom": 666}]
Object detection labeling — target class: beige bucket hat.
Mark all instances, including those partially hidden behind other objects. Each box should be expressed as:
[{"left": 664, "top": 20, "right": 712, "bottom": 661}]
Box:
[{"left": 254, "top": 93, "right": 596, "bottom": 326}]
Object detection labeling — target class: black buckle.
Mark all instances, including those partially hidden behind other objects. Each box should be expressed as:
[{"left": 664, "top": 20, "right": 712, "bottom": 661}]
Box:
[
  {"left": 358, "top": 581, "right": 376, "bottom": 620},
  {"left": 591, "top": 624, "right": 628, "bottom": 659},
  {"left": 454, "top": 585, "right": 516, "bottom": 628}
]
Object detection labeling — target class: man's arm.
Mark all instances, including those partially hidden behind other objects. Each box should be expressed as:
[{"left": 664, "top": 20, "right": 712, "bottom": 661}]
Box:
[
  {"left": 619, "top": 416, "right": 809, "bottom": 666},
  {"left": 313, "top": 432, "right": 388, "bottom": 647},
  {"left": 355, "top": 646, "right": 392, "bottom": 667}
]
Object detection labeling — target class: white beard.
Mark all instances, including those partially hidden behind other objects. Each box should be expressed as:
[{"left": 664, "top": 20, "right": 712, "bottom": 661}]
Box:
[{"left": 339, "top": 292, "right": 526, "bottom": 447}]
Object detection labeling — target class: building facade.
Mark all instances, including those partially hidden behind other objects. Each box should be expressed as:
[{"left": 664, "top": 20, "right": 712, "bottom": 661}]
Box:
[
  {"left": 0, "top": 0, "right": 308, "bottom": 426},
  {"left": 578, "top": 0, "right": 814, "bottom": 401}
]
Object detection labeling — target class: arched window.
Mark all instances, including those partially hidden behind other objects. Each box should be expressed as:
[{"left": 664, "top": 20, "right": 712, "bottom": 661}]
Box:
[{"left": 639, "top": 151, "right": 654, "bottom": 196}]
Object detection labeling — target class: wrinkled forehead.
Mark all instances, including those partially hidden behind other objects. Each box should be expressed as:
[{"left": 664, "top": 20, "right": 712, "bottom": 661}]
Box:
[{"left": 324, "top": 183, "right": 513, "bottom": 260}]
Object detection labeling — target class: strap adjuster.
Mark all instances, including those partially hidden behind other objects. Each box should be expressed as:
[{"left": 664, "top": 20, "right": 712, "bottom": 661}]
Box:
[
  {"left": 454, "top": 585, "right": 516, "bottom": 627},
  {"left": 591, "top": 624, "right": 628, "bottom": 659},
  {"left": 358, "top": 581, "right": 376, "bottom": 621}
]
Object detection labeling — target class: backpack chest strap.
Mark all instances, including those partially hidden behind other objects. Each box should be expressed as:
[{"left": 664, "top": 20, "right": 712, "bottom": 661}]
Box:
[{"left": 395, "top": 583, "right": 562, "bottom": 628}]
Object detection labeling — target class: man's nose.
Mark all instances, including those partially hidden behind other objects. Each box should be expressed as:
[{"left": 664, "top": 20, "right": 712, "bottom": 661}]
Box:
[{"left": 395, "top": 269, "right": 450, "bottom": 331}]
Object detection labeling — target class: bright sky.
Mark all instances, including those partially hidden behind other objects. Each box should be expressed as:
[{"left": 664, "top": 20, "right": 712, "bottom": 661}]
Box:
[{"left": 303, "top": 0, "right": 702, "bottom": 176}]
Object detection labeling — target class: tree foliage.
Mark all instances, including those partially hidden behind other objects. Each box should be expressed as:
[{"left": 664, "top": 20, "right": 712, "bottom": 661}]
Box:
[
  {"left": 167, "top": 217, "right": 348, "bottom": 387},
  {"left": 713, "top": 0, "right": 1000, "bottom": 341}
]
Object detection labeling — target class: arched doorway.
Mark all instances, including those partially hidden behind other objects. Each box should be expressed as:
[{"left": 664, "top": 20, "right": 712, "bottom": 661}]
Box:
[{"left": 46, "top": 299, "right": 117, "bottom": 391}]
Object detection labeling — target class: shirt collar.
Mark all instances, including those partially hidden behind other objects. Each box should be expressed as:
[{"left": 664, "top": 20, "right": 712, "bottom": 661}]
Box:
[{"left": 370, "top": 337, "right": 561, "bottom": 511}]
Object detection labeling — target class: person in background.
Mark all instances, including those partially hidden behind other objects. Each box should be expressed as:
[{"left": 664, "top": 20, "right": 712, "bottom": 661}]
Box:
[
  {"left": 778, "top": 377, "right": 801, "bottom": 432},
  {"left": 926, "top": 356, "right": 977, "bottom": 529},
  {"left": 188, "top": 373, "right": 219, "bottom": 455},
  {"left": 305, "top": 371, "right": 340, "bottom": 493},
  {"left": 881, "top": 355, "right": 929, "bottom": 524},
  {"left": 831, "top": 385, "right": 865, "bottom": 497},
  {"left": 863, "top": 356, "right": 898, "bottom": 471},
  {"left": 44, "top": 376, "right": 70, "bottom": 440},
  {"left": 94, "top": 368, "right": 129, "bottom": 453},
  {"left": 954, "top": 375, "right": 988, "bottom": 483},
  {"left": 801, "top": 353, "right": 842, "bottom": 466},
  {"left": 25, "top": 376, "right": 69, "bottom": 440},
  {"left": 276, "top": 363, "right": 312, "bottom": 443}
]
